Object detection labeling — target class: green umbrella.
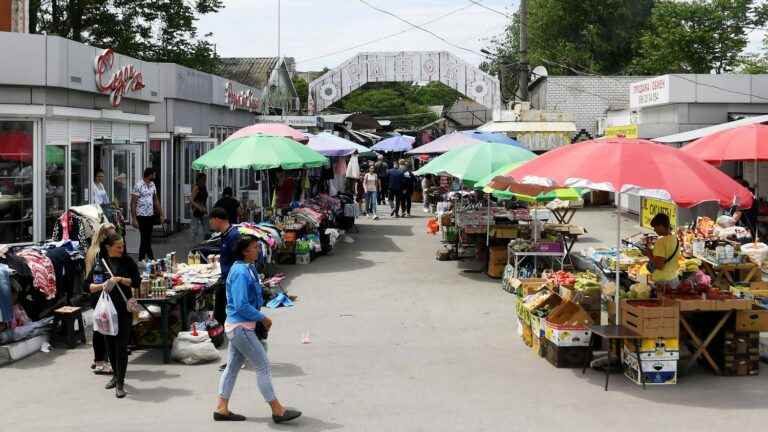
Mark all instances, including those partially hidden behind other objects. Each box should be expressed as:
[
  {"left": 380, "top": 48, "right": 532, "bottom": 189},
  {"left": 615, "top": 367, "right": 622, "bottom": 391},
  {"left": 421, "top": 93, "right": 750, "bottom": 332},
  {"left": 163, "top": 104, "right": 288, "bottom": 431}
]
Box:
[
  {"left": 414, "top": 142, "right": 536, "bottom": 186},
  {"left": 475, "top": 161, "right": 587, "bottom": 202},
  {"left": 45, "top": 146, "right": 65, "bottom": 165},
  {"left": 191, "top": 134, "right": 329, "bottom": 171}
]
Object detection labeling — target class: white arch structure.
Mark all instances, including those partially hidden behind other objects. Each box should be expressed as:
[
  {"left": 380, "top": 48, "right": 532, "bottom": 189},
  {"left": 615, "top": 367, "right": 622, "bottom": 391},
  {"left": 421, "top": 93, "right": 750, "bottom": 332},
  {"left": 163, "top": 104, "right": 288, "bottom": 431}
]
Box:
[{"left": 309, "top": 51, "right": 501, "bottom": 114}]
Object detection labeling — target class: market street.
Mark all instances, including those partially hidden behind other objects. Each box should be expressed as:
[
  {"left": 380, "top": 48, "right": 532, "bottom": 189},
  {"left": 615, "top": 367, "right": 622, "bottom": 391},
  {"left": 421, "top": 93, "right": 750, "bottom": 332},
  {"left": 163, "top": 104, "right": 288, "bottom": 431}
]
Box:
[{"left": 1, "top": 209, "right": 767, "bottom": 432}]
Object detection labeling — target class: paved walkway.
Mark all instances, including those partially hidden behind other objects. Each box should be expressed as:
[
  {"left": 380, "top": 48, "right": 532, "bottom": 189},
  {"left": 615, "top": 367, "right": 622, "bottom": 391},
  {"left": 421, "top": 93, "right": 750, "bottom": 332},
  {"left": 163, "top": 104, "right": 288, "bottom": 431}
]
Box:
[{"left": 2, "top": 210, "right": 767, "bottom": 432}]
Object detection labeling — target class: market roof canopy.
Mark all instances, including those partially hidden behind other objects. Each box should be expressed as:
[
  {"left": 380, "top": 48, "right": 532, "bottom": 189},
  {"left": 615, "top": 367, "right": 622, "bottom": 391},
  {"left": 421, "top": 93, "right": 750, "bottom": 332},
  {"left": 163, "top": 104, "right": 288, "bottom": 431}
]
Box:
[
  {"left": 414, "top": 142, "right": 536, "bottom": 186},
  {"left": 474, "top": 161, "right": 586, "bottom": 202},
  {"left": 372, "top": 135, "right": 415, "bottom": 153},
  {"left": 229, "top": 123, "right": 307, "bottom": 142},
  {"left": 191, "top": 134, "right": 329, "bottom": 171},
  {"left": 680, "top": 124, "right": 768, "bottom": 164},
  {"left": 503, "top": 137, "right": 753, "bottom": 209},
  {"left": 653, "top": 114, "right": 768, "bottom": 144},
  {"left": 406, "top": 132, "right": 483, "bottom": 155},
  {"left": 462, "top": 130, "right": 522, "bottom": 146},
  {"left": 308, "top": 132, "right": 375, "bottom": 157},
  {"left": 478, "top": 121, "right": 577, "bottom": 133}
]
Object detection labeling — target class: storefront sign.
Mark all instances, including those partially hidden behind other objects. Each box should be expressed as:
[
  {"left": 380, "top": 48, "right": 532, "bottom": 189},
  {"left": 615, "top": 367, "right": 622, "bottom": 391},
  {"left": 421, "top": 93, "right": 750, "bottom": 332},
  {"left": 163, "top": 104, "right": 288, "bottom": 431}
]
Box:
[
  {"left": 641, "top": 198, "right": 677, "bottom": 231},
  {"left": 630, "top": 76, "right": 670, "bottom": 109},
  {"left": 94, "top": 48, "right": 146, "bottom": 107},
  {"left": 604, "top": 124, "right": 638, "bottom": 138},
  {"left": 255, "top": 115, "right": 320, "bottom": 128},
  {"left": 225, "top": 82, "right": 261, "bottom": 112}
]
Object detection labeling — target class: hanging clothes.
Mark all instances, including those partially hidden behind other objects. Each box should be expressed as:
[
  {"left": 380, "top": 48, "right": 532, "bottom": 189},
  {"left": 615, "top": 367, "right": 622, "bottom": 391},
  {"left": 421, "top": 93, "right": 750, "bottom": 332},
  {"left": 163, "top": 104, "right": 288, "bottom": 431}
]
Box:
[
  {"left": 16, "top": 249, "right": 57, "bottom": 300},
  {"left": 0, "top": 264, "right": 11, "bottom": 323},
  {"left": 346, "top": 155, "right": 360, "bottom": 179}
]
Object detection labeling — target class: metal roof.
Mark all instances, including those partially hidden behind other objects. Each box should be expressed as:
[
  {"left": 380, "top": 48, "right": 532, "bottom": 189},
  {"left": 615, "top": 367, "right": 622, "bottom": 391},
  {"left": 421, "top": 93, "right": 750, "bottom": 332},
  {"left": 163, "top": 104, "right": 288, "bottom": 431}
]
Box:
[
  {"left": 218, "top": 57, "right": 280, "bottom": 89},
  {"left": 653, "top": 114, "right": 768, "bottom": 143},
  {"left": 478, "top": 121, "right": 578, "bottom": 133}
]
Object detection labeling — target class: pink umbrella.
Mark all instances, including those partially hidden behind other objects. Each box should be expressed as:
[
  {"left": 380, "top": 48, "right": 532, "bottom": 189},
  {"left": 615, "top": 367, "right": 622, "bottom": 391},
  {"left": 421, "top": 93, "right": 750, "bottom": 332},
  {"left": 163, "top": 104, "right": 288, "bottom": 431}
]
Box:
[
  {"left": 502, "top": 137, "right": 753, "bottom": 319},
  {"left": 229, "top": 123, "right": 307, "bottom": 143},
  {"left": 406, "top": 132, "right": 484, "bottom": 155}
]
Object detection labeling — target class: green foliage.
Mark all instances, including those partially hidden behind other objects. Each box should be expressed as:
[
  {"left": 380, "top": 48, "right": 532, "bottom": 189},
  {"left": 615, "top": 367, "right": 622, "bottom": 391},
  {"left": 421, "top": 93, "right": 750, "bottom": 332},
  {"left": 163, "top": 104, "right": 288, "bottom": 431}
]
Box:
[
  {"left": 332, "top": 82, "right": 463, "bottom": 128},
  {"left": 632, "top": 0, "right": 765, "bottom": 74},
  {"left": 292, "top": 76, "right": 309, "bottom": 111},
  {"left": 31, "top": 0, "right": 223, "bottom": 73}
]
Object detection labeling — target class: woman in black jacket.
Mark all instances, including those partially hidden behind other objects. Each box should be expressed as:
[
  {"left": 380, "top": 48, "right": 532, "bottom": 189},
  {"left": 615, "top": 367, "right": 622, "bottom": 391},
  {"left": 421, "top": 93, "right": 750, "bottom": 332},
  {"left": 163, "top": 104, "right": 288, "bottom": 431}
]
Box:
[{"left": 84, "top": 233, "right": 140, "bottom": 399}]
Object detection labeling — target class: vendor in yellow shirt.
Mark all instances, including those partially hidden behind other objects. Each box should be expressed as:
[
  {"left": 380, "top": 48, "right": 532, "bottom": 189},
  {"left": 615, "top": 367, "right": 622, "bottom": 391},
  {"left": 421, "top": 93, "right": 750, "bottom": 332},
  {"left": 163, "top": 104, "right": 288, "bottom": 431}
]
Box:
[{"left": 644, "top": 213, "right": 680, "bottom": 290}]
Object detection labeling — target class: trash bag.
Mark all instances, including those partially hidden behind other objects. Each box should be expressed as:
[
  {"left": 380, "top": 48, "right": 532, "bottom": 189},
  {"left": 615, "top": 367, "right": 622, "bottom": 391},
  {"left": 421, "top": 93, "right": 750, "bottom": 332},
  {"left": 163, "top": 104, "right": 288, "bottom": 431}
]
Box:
[
  {"left": 171, "top": 331, "right": 221, "bottom": 365},
  {"left": 93, "top": 291, "right": 119, "bottom": 336}
]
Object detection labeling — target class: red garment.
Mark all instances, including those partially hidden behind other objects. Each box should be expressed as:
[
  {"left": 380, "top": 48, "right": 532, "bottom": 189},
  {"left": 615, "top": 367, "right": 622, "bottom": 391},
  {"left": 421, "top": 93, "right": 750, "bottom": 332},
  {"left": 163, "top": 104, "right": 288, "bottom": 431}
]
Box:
[
  {"left": 17, "top": 249, "right": 57, "bottom": 300},
  {"left": 276, "top": 178, "right": 296, "bottom": 208},
  {"left": 58, "top": 212, "right": 71, "bottom": 241}
]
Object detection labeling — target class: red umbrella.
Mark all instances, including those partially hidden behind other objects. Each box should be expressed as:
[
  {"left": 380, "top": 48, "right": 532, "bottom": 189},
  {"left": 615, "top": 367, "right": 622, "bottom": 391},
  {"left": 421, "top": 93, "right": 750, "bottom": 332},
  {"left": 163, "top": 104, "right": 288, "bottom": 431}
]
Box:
[
  {"left": 680, "top": 124, "right": 768, "bottom": 164},
  {"left": 0, "top": 132, "right": 33, "bottom": 162},
  {"left": 505, "top": 138, "right": 752, "bottom": 209},
  {"left": 228, "top": 123, "right": 307, "bottom": 143},
  {"left": 502, "top": 138, "right": 753, "bottom": 320}
]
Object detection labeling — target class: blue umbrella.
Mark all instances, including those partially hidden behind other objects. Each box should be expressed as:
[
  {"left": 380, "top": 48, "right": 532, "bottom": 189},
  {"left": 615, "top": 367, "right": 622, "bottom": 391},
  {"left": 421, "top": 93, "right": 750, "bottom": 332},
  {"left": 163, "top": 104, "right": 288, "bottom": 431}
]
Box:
[
  {"left": 462, "top": 130, "right": 522, "bottom": 147},
  {"left": 372, "top": 135, "right": 415, "bottom": 153}
]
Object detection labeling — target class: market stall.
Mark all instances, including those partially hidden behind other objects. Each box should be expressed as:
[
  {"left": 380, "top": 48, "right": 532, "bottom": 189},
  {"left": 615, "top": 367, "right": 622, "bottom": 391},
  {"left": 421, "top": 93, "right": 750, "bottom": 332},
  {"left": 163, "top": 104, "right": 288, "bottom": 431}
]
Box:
[{"left": 500, "top": 138, "right": 764, "bottom": 384}]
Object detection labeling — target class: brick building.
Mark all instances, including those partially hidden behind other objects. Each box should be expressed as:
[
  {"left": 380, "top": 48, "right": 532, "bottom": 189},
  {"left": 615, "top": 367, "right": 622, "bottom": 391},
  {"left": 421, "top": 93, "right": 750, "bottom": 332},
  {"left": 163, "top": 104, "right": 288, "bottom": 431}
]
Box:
[{"left": 528, "top": 75, "right": 647, "bottom": 137}]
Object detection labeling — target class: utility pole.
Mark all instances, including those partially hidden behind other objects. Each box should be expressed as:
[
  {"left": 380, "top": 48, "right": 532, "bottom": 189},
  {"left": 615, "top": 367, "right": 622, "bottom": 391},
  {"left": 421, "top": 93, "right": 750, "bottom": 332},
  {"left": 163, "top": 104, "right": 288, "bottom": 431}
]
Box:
[{"left": 518, "top": 0, "right": 529, "bottom": 102}]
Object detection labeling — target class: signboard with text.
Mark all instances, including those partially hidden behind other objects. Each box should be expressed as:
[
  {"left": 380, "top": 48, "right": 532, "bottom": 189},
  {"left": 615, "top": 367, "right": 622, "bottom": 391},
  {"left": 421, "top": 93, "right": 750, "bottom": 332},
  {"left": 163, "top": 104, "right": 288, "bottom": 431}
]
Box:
[
  {"left": 604, "top": 124, "right": 638, "bottom": 138},
  {"left": 630, "top": 75, "right": 670, "bottom": 109},
  {"left": 641, "top": 197, "right": 677, "bottom": 231},
  {"left": 94, "top": 48, "right": 146, "bottom": 107}
]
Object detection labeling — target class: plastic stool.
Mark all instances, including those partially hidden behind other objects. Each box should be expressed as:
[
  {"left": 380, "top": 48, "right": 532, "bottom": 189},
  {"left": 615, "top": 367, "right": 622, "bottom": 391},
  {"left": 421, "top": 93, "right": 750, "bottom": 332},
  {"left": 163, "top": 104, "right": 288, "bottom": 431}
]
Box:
[{"left": 53, "top": 306, "right": 86, "bottom": 349}]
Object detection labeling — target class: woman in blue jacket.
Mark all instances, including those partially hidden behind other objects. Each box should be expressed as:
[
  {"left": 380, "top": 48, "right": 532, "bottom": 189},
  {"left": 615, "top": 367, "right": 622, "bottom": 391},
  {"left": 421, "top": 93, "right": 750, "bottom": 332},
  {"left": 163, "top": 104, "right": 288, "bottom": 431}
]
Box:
[{"left": 214, "top": 235, "right": 301, "bottom": 424}]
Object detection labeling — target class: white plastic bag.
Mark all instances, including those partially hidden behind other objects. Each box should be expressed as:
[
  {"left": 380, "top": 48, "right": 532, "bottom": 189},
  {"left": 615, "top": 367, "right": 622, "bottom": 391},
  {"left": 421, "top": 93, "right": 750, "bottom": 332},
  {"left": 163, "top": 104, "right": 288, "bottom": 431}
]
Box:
[
  {"left": 93, "top": 291, "right": 118, "bottom": 336},
  {"left": 171, "top": 331, "right": 221, "bottom": 365}
]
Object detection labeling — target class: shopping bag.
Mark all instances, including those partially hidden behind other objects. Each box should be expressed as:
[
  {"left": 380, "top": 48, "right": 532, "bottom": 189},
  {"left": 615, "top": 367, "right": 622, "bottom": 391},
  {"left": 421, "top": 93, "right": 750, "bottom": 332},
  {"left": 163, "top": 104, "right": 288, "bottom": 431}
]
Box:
[{"left": 93, "top": 291, "right": 119, "bottom": 336}]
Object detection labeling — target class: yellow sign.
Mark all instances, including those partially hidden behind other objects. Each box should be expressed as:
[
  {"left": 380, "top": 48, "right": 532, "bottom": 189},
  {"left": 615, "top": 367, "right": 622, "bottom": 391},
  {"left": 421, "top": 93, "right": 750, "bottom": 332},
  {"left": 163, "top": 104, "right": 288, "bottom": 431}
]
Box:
[
  {"left": 641, "top": 198, "right": 677, "bottom": 230},
  {"left": 605, "top": 124, "right": 638, "bottom": 139}
]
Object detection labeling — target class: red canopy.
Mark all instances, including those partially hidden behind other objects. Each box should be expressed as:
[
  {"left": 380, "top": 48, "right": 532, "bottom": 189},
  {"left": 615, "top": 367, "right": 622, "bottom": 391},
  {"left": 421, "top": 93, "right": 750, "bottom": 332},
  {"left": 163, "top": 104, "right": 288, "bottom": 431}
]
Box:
[
  {"left": 0, "top": 132, "right": 33, "bottom": 162},
  {"left": 504, "top": 138, "right": 753, "bottom": 209},
  {"left": 680, "top": 124, "right": 768, "bottom": 164}
]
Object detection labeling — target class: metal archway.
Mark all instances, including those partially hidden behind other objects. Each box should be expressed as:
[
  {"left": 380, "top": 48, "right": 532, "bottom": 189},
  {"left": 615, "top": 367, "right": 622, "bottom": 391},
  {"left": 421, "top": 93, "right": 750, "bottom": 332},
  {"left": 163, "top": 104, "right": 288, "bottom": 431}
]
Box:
[{"left": 309, "top": 51, "right": 501, "bottom": 114}]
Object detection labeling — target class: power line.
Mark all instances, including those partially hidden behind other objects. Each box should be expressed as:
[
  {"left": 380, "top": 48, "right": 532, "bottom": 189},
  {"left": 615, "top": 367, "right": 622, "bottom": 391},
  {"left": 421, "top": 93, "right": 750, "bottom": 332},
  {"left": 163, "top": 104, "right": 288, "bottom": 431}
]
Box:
[
  {"left": 356, "top": 0, "right": 484, "bottom": 57},
  {"left": 468, "top": 0, "right": 513, "bottom": 19},
  {"left": 296, "top": 3, "right": 475, "bottom": 65}
]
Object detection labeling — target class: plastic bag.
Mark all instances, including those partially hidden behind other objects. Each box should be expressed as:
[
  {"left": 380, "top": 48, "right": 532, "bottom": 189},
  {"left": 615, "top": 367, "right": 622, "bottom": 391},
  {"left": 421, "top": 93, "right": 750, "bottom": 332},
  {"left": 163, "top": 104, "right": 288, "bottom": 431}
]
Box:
[
  {"left": 171, "top": 331, "right": 221, "bottom": 365},
  {"left": 93, "top": 291, "right": 119, "bottom": 336}
]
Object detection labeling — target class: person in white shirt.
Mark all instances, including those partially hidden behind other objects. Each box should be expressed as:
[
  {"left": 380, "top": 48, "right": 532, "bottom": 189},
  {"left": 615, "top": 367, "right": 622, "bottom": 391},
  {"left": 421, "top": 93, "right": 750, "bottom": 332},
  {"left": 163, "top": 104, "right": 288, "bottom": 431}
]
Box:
[
  {"left": 362, "top": 165, "right": 380, "bottom": 220},
  {"left": 92, "top": 169, "right": 111, "bottom": 207},
  {"left": 130, "top": 168, "right": 163, "bottom": 261}
]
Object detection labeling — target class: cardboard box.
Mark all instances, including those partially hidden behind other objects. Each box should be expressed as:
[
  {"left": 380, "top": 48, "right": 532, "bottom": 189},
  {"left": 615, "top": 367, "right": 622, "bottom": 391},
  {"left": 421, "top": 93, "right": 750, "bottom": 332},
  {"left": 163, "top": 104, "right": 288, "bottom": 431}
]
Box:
[
  {"left": 623, "top": 352, "right": 678, "bottom": 385},
  {"left": 735, "top": 307, "right": 768, "bottom": 332},
  {"left": 519, "top": 318, "right": 533, "bottom": 347},
  {"left": 510, "top": 277, "right": 551, "bottom": 297},
  {"left": 543, "top": 302, "right": 593, "bottom": 347},
  {"left": 541, "top": 338, "right": 592, "bottom": 368},
  {"left": 487, "top": 246, "right": 507, "bottom": 278},
  {"left": 531, "top": 332, "right": 543, "bottom": 356},
  {"left": 559, "top": 286, "right": 601, "bottom": 311},
  {"left": 622, "top": 338, "right": 680, "bottom": 361},
  {"left": 621, "top": 299, "right": 679, "bottom": 338}
]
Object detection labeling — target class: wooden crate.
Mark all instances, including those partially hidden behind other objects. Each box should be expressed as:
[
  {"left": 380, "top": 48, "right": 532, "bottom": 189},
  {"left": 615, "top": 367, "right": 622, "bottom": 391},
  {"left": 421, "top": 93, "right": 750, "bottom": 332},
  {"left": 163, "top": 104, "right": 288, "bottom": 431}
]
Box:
[
  {"left": 621, "top": 299, "right": 680, "bottom": 338},
  {"left": 541, "top": 338, "right": 592, "bottom": 369},
  {"left": 721, "top": 354, "right": 760, "bottom": 377}
]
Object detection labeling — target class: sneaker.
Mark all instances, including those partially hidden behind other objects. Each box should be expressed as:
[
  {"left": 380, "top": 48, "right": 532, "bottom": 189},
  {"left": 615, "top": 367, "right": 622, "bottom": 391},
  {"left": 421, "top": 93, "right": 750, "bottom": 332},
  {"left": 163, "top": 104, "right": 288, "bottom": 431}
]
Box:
[
  {"left": 105, "top": 377, "right": 117, "bottom": 390},
  {"left": 373, "top": 215, "right": 379, "bottom": 220}
]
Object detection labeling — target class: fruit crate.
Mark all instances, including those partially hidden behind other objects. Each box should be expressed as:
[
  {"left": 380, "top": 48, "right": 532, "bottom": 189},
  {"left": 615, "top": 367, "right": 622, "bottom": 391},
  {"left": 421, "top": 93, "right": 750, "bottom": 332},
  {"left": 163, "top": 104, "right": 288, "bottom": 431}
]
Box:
[
  {"left": 541, "top": 338, "right": 592, "bottom": 369},
  {"left": 720, "top": 354, "right": 760, "bottom": 376}
]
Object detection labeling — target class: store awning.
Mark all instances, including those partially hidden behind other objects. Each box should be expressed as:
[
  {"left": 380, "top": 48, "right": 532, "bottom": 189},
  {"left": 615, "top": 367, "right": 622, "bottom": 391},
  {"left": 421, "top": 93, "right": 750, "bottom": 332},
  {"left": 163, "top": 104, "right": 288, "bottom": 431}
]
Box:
[
  {"left": 478, "top": 121, "right": 578, "bottom": 133},
  {"left": 653, "top": 114, "right": 768, "bottom": 144}
]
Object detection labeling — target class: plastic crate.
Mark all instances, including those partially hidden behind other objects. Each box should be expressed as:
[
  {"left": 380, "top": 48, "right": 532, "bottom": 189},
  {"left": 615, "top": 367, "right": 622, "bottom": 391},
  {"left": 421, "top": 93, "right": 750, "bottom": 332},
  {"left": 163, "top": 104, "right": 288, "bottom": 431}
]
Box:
[{"left": 541, "top": 338, "right": 592, "bottom": 368}]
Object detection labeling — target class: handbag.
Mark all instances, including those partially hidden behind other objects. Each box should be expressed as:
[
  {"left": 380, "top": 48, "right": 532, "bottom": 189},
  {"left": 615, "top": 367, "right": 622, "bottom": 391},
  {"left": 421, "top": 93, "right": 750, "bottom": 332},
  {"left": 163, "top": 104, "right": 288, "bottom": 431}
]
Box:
[
  {"left": 102, "top": 258, "right": 141, "bottom": 314},
  {"left": 647, "top": 238, "right": 679, "bottom": 273},
  {"left": 255, "top": 321, "right": 269, "bottom": 340}
]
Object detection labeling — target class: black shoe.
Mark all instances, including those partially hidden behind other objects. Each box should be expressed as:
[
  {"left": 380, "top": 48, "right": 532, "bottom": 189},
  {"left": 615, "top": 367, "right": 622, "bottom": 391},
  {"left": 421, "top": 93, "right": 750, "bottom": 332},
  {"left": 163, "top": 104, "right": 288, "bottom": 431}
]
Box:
[
  {"left": 115, "top": 386, "right": 127, "bottom": 399},
  {"left": 213, "top": 411, "right": 246, "bottom": 422},
  {"left": 105, "top": 378, "right": 117, "bottom": 390},
  {"left": 219, "top": 363, "right": 227, "bottom": 372},
  {"left": 272, "top": 410, "right": 302, "bottom": 424}
]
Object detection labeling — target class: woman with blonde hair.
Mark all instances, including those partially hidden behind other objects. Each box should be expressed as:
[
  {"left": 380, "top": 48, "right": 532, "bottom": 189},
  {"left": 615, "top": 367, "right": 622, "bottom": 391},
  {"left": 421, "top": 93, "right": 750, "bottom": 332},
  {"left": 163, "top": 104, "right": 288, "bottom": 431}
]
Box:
[{"left": 85, "top": 222, "right": 116, "bottom": 375}]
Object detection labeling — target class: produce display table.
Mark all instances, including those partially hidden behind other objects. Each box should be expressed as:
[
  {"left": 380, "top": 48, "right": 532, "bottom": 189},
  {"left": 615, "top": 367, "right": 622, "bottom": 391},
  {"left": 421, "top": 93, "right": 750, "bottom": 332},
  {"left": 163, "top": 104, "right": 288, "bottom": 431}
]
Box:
[
  {"left": 509, "top": 249, "right": 566, "bottom": 278},
  {"left": 550, "top": 206, "right": 580, "bottom": 225},
  {"left": 694, "top": 256, "right": 760, "bottom": 289},
  {"left": 136, "top": 292, "right": 191, "bottom": 364},
  {"left": 545, "top": 224, "right": 586, "bottom": 266},
  {"left": 584, "top": 325, "right": 645, "bottom": 391},
  {"left": 668, "top": 296, "right": 753, "bottom": 375}
]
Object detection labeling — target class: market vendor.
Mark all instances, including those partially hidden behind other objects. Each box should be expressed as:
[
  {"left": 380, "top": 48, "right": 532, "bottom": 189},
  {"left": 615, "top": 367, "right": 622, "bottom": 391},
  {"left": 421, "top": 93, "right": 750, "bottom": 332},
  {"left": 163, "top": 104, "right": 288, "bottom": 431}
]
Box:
[
  {"left": 643, "top": 213, "right": 680, "bottom": 291},
  {"left": 732, "top": 179, "right": 759, "bottom": 236},
  {"left": 275, "top": 170, "right": 296, "bottom": 209}
]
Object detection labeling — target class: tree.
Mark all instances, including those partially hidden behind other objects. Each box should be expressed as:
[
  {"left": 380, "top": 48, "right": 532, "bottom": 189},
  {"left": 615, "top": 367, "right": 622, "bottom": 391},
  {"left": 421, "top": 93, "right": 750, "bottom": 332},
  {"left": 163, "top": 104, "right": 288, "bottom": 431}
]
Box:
[
  {"left": 632, "top": 0, "right": 766, "bottom": 74},
  {"left": 292, "top": 76, "right": 309, "bottom": 113},
  {"left": 482, "top": 0, "right": 654, "bottom": 84},
  {"left": 31, "top": 0, "right": 223, "bottom": 73}
]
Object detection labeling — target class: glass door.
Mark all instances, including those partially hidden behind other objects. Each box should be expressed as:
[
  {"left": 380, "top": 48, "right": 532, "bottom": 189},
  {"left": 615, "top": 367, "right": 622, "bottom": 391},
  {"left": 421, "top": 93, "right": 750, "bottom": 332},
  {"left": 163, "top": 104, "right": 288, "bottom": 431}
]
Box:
[
  {"left": 101, "top": 145, "right": 142, "bottom": 224},
  {"left": 180, "top": 138, "right": 216, "bottom": 223}
]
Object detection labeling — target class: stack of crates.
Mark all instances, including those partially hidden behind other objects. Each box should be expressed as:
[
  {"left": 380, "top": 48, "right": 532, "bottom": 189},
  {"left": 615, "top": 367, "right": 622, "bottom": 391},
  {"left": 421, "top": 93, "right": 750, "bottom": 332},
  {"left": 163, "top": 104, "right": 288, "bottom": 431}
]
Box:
[{"left": 712, "top": 331, "right": 760, "bottom": 376}]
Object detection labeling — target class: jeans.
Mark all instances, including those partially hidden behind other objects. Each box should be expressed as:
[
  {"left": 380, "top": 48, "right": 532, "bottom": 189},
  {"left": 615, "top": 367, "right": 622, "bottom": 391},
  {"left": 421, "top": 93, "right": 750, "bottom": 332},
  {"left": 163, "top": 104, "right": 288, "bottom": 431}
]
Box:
[
  {"left": 403, "top": 190, "right": 412, "bottom": 215},
  {"left": 218, "top": 327, "right": 276, "bottom": 402},
  {"left": 137, "top": 215, "right": 155, "bottom": 261},
  {"left": 191, "top": 216, "right": 207, "bottom": 244},
  {"left": 0, "top": 264, "right": 12, "bottom": 323},
  {"left": 365, "top": 191, "right": 377, "bottom": 215}
]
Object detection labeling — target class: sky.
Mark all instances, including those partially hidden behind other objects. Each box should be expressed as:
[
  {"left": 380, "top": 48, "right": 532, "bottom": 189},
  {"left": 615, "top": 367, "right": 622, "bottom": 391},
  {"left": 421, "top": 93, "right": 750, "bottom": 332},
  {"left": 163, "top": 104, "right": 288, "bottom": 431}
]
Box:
[{"left": 197, "top": 0, "right": 766, "bottom": 73}]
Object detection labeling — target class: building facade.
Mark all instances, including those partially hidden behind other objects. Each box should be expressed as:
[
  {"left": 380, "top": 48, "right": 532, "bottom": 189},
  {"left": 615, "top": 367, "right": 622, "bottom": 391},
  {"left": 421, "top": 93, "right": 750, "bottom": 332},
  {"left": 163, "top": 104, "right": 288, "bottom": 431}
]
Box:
[
  {"left": 529, "top": 75, "right": 647, "bottom": 137},
  {"left": 0, "top": 32, "right": 269, "bottom": 244}
]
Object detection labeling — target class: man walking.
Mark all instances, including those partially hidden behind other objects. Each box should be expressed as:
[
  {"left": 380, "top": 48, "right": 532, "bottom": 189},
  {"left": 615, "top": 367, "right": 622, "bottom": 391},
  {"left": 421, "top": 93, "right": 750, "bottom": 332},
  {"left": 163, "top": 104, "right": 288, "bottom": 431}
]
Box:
[
  {"left": 209, "top": 207, "right": 240, "bottom": 371},
  {"left": 374, "top": 155, "right": 389, "bottom": 206},
  {"left": 401, "top": 161, "right": 415, "bottom": 218},
  {"left": 387, "top": 162, "right": 405, "bottom": 218},
  {"left": 130, "top": 168, "right": 162, "bottom": 262}
]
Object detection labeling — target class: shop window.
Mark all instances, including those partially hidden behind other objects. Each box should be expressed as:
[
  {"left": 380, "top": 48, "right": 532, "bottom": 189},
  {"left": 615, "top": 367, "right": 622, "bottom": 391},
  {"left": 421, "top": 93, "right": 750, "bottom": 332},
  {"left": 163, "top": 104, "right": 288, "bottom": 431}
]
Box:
[
  {"left": 45, "top": 145, "right": 67, "bottom": 239},
  {"left": 0, "top": 121, "right": 34, "bottom": 243},
  {"left": 71, "top": 142, "right": 90, "bottom": 207},
  {"left": 150, "top": 139, "right": 162, "bottom": 199}
]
